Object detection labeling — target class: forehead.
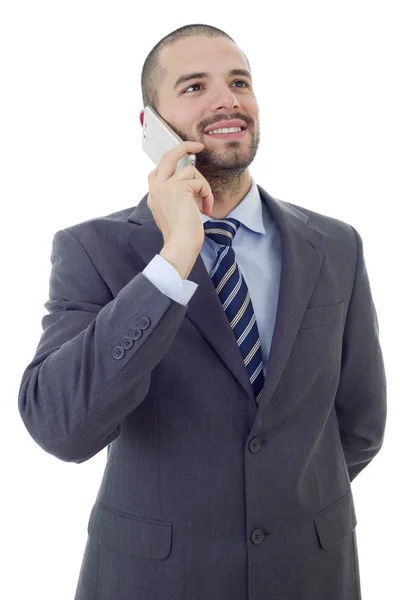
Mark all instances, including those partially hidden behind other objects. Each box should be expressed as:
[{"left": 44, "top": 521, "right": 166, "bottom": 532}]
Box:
[{"left": 159, "top": 35, "right": 249, "bottom": 82}]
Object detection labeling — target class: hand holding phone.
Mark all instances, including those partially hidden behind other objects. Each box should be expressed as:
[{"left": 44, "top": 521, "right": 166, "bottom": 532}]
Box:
[{"left": 147, "top": 140, "right": 214, "bottom": 254}]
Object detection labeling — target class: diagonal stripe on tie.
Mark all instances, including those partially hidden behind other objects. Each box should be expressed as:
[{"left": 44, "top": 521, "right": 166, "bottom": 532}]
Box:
[{"left": 204, "top": 218, "right": 264, "bottom": 404}]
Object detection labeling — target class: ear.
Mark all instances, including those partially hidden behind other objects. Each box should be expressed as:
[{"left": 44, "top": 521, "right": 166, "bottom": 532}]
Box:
[{"left": 139, "top": 110, "right": 144, "bottom": 127}]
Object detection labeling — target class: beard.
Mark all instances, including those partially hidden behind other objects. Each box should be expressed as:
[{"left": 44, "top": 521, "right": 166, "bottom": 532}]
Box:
[
  {"left": 170, "top": 121, "right": 260, "bottom": 183},
  {"left": 163, "top": 114, "right": 260, "bottom": 207}
]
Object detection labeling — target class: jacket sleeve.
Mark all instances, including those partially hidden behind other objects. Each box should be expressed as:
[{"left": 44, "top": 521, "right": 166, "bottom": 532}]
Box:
[
  {"left": 18, "top": 228, "right": 189, "bottom": 463},
  {"left": 334, "top": 225, "right": 387, "bottom": 481}
]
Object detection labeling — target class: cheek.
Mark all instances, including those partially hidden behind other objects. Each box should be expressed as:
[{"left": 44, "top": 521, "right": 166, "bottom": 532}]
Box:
[
  {"left": 243, "top": 97, "right": 259, "bottom": 121},
  {"left": 171, "top": 109, "right": 201, "bottom": 134}
]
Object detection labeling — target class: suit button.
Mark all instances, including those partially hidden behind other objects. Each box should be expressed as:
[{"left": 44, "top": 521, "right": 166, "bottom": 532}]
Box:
[
  {"left": 130, "top": 327, "right": 142, "bottom": 340},
  {"left": 112, "top": 346, "right": 125, "bottom": 360},
  {"left": 251, "top": 529, "right": 265, "bottom": 544},
  {"left": 138, "top": 316, "right": 151, "bottom": 330},
  {"left": 249, "top": 437, "right": 262, "bottom": 453},
  {"left": 121, "top": 336, "right": 133, "bottom": 349}
]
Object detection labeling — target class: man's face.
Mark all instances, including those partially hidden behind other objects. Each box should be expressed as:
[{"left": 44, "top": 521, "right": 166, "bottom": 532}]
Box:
[{"left": 141, "top": 35, "right": 260, "bottom": 178}]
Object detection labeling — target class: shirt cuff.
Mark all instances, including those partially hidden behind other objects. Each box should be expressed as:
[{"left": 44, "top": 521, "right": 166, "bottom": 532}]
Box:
[{"left": 142, "top": 254, "right": 199, "bottom": 306}]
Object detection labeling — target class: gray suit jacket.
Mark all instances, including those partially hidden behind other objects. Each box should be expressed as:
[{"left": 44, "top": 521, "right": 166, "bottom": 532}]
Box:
[{"left": 18, "top": 186, "right": 387, "bottom": 600}]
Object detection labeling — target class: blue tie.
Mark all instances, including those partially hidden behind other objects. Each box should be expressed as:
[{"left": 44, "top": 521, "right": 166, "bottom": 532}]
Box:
[{"left": 204, "top": 218, "right": 264, "bottom": 404}]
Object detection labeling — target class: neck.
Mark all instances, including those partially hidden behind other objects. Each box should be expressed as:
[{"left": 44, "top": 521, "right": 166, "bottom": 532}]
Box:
[{"left": 205, "top": 170, "right": 252, "bottom": 219}]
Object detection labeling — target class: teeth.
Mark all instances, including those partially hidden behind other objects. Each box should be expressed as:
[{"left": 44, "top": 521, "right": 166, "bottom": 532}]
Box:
[{"left": 208, "top": 127, "right": 243, "bottom": 135}]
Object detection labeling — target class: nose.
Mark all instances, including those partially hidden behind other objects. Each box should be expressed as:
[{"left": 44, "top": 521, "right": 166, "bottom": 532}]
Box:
[{"left": 209, "top": 85, "right": 240, "bottom": 112}]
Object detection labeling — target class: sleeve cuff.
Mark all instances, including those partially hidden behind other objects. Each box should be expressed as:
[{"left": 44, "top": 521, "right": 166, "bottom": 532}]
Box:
[{"left": 142, "top": 254, "right": 199, "bottom": 305}]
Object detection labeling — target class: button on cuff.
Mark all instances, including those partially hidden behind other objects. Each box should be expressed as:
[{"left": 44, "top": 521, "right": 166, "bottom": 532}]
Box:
[
  {"left": 112, "top": 346, "right": 125, "bottom": 360},
  {"left": 121, "top": 336, "right": 134, "bottom": 349},
  {"left": 138, "top": 317, "right": 151, "bottom": 330},
  {"left": 130, "top": 327, "right": 142, "bottom": 340}
]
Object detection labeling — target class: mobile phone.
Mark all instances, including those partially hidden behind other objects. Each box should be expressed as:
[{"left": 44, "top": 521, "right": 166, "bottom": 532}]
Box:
[{"left": 142, "top": 106, "right": 196, "bottom": 175}]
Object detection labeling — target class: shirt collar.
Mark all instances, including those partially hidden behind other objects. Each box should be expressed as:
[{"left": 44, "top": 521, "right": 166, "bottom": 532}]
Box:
[{"left": 201, "top": 175, "right": 268, "bottom": 235}]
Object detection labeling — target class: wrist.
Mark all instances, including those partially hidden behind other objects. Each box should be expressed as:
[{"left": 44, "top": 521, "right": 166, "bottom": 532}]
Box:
[{"left": 160, "top": 243, "right": 200, "bottom": 280}]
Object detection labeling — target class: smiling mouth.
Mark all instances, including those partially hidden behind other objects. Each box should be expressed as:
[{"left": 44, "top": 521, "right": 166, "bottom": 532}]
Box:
[
  {"left": 205, "top": 127, "right": 248, "bottom": 139},
  {"left": 206, "top": 126, "right": 247, "bottom": 134}
]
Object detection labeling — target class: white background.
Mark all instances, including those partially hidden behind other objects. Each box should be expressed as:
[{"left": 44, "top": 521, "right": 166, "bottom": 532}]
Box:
[{"left": 1, "top": 1, "right": 398, "bottom": 598}]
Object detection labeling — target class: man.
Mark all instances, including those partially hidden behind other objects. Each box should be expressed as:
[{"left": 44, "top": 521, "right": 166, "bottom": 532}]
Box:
[{"left": 18, "top": 23, "right": 386, "bottom": 600}]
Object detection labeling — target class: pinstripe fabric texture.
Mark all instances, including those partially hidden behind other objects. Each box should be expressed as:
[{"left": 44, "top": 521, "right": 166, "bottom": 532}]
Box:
[{"left": 204, "top": 218, "right": 264, "bottom": 404}]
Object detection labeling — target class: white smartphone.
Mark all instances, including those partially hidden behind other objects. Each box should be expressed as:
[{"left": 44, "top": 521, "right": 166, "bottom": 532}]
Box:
[{"left": 142, "top": 106, "right": 196, "bottom": 175}]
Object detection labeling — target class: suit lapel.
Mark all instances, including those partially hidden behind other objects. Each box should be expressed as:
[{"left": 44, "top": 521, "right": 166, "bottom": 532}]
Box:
[{"left": 126, "top": 185, "right": 325, "bottom": 419}]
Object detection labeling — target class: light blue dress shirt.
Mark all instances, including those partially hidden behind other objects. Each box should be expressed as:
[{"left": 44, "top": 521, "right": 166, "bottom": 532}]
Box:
[{"left": 142, "top": 176, "right": 282, "bottom": 378}]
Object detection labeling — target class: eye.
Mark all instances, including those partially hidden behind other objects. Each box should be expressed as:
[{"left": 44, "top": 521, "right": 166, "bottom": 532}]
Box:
[
  {"left": 184, "top": 83, "right": 203, "bottom": 93},
  {"left": 232, "top": 80, "right": 249, "bottom": 88},
  {"left": 183, "top": 80, "right": 250, "bottom": 93}
]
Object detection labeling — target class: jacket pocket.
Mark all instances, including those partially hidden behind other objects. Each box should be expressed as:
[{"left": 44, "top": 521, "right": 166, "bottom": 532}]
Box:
[
  {"left": 87, "top": 502, "right": 173, "bottom": 560},
  {"left": 313, "top": 489, "right": 357, "bottom": 549},
  {"left": 300, "top": 302, "right": 344, "bottom": 329}
]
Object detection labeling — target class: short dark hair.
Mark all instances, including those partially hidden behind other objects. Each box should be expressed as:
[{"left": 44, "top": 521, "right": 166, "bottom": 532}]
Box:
[{"left": 140, "top": 24, "right": 250, "bottom": 111}]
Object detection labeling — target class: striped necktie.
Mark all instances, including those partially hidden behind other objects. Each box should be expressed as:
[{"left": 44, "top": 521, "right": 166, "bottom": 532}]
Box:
[{"left": 204, "top": 218, "right": 264, "bottom": 404}]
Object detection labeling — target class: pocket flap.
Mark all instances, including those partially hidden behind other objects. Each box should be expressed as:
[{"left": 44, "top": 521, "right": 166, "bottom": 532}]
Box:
[
  {"left": 314, "top": 490, "right": 357, "bottom": 549},
  {"left": 300, "top": 302, "right": 344, "bottom": 329},
  {"left": 88, "top": 502, "right": 172, "bottom": 560}
]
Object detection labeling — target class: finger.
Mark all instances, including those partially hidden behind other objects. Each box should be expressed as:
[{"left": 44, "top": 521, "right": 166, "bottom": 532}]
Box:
[
  {"left": 184, "top": 178, "right": 214, "bottom": 210},
  {"left": 156, "top": 141, "right": 204, "bottom": 182},
  {"left": 173, "top": 164, "right": 198, "bottom": 181},
  {"left": 174, "top": 166, "right": 214, "bottom": 200},
  {"left": 176, "top": 167, "right": 214, "bottom": 213},
  {"left": 202, "top": 193, "right": 214, "bottom": 217}
]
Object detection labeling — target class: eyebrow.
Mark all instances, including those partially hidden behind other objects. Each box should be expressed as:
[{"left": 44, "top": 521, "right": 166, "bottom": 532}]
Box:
[{"left": 173, "top": 68, "right": 252, "bottom": 90}]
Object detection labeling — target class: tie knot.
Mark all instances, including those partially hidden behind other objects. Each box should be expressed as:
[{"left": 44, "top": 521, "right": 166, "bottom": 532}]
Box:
[{"left": 203, "top": 218, "right": 240, "bottom": 247}]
